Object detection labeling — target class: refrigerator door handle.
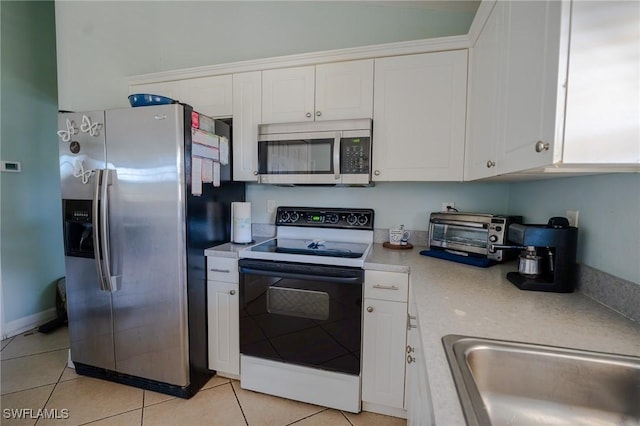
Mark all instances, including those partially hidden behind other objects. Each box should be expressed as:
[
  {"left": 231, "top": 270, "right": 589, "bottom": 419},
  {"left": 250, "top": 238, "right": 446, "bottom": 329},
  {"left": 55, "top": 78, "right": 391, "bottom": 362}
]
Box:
[
  {"left": 100, "top": 168, "right": 116, "bottom": 292},
  {"left": 92, "top": 169, "right": 109, "bottom": 291}
]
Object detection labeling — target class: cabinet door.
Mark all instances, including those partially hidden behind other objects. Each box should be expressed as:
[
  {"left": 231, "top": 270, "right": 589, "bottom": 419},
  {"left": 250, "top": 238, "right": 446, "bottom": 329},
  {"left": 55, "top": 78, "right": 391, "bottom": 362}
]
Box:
[
  {"left": 464, "top": 2, "right": 504, "bottom": 181},
  {"left": 315, "top": 59, "right": 373, "bottom": 121},
  {"left": 232, "top": 72, "right": 261, "bottom": 181},
  {"left": 497, "top": 0, "right": 564, "bottom": 174},
  {"left": 207, "top": 280, "right": 240, "bottom": 377},
  {"left": 181, "top": 75, "right": 233, "bottom": 118},
  {"left": 373, "top": 51, "right": 467, "bottom": 181},
  {"left": 405, "top": 301, "right": 434, "bottom": 425},
  {"left": 362, "top": 298, "right": 407, "bottom": 409},
  {"left": 262, "top": 66, "right": 315, "bottom": 123}
]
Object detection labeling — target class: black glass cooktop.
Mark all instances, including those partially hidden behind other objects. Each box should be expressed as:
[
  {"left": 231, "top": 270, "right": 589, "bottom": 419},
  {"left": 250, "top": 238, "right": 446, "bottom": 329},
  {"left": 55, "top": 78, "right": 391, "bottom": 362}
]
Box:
[{"left": 249, "top": 238, "right": 369, "bottom": 259}]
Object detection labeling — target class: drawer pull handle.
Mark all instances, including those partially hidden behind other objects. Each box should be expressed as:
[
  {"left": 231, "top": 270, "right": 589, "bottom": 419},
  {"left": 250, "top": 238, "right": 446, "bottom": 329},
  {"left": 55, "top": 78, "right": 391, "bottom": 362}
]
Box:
[
  {"left": 373, "top": 284, "right": 399, "bottom": 291},
  {"left": 210, "top": 268, "right": 231, "bottom": 273}
]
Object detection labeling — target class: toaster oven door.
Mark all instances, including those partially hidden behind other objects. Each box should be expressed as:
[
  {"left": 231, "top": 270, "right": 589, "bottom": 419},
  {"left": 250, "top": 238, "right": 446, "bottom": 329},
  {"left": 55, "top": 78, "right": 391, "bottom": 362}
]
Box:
[{"left": 430, "top": 222, "right": 489, "bottom": 256}]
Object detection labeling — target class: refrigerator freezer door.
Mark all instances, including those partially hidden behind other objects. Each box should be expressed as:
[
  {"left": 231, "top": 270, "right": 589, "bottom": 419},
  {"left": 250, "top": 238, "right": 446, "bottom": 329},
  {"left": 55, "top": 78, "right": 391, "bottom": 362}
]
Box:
[
  {"left": 105, "top": 104, "right": 190, "bottom": 386},
  {"left": 58, "top": 111, "right": 115, "bottom": 370}
]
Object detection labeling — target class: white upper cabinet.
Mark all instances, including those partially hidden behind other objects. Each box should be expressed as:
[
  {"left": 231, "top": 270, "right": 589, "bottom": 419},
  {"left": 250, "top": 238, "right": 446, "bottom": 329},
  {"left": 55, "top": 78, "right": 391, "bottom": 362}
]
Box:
[
  {"left": 232, "top": 71, "right": 262, "bottom": 181},
  {"left": 373, "top": 51, "right": 468, "bottom": 181},
  {"left": 465, "top": 0, "right": 640, "bottom": 180},
  {"left": 129, "top": 75, "right": 233, "bottom": 118},
  {"left": 181, "top": 75, "right": 233, "bottom": 118},
  {"left": 262, "top": 59, "right": 374, "bottom": 124}
]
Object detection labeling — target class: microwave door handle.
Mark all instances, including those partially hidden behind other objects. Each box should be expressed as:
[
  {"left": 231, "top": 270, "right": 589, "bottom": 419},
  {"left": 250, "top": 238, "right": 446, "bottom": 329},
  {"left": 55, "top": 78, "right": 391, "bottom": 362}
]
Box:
[
  {"left": 92, "top": 169, "right": 108, "bottom": 291},
  {"left": 334, "top": 133, "right": 341, "bottom": 180}
]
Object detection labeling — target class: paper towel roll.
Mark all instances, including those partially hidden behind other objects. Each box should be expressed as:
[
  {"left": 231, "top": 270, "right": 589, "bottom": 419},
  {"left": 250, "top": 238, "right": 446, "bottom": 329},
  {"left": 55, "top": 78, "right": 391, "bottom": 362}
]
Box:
[{"left": 231, "top": 202, "right": 252, "bottom": 243}]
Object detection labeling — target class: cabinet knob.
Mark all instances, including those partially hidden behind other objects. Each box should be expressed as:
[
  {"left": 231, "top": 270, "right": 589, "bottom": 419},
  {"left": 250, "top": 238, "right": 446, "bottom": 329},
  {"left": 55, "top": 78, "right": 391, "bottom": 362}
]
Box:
[
  {"left": 366, "top": 306, "right": 374, "bottom": 313},
  {"left": 306, "top": 112, "right": 312, "bottom": 118},
  {"left": 229, "top": 290, "right": 236, "bottom": 295},
  {"left": 316, "top": 111, "right": 322, "bottom": 117},
  {"left": 407, "top": 354, "right": 416, "bottom": 364},
  {"left": 253, "top": 171, "right": 258, "bottom": 176},
  {"left": 486, "top": 160, "right": 496, "bottom": 168},
  {"left": 374, "top": 170, "right": 380, "bottom": 176},
  {"left": 535, "top": 141, "right": 550, "bottom": 153}
]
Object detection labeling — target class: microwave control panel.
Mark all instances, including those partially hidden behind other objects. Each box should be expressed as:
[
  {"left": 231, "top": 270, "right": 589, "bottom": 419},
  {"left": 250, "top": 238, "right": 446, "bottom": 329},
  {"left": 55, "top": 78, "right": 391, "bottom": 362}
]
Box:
[{"left": 341, "top": 137, "right": 370, "bottom": 174}]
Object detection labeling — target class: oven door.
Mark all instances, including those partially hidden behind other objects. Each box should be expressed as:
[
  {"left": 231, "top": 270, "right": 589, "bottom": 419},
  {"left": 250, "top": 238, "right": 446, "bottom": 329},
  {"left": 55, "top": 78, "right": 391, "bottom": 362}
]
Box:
[
  {"left": 429, "top": 221, "right": 490, "bottom": 256},
  {"left": 238, "top": 258, "right": 363, "bottom": 375}
]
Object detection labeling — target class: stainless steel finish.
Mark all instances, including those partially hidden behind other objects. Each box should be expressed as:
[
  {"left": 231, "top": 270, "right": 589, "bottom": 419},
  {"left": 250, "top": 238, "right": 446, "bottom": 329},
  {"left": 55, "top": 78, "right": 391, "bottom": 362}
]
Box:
[
  {"left": 229, "top": 290, "right": 236, "bottom": 295},
  {"left": 489, "top": 244, "right": 526, "bottom": 253},
  {"left": 99, "top": 168, "right": 115, "bottom": 292},
  {"left": 518, "top": 246, "right": 542, "bottom": 277},
  {"left": 486, "top": 160, "right": 496, "bottom": 168},
  {"left": 443, "top": 335, "right": 640, "bottom": 426},
  {"left": 104, "top": 105, "right": 189, "bottom": 386},
  {"left": 372, "top": 284, "right": 399, "bottom": 291},
  {"left": 306, "top": 112, "right": 312, "bottom": 118},
  {"left": 93, "top": 169, "right": 107, "bottom": 292},
  {"left": 210, "top": 268, "right": 231, "bottom": 273},
  {"left": 374, "top": 170, "right": 380, "bottom": 176},
  {"left": 407, "top": 354, "right": 415, "bottom": 364},
  {"left": 333, "top": 133, "right": 341, "bottom": 180},
  {"left": 366, "top": 306, "right": 374, "bottom": 313},
  {"left": 535, "top": 140, "right": 550, "bottom": 152},
  {"left": 59, "top": 111, "right": 115, "bottom": 371},
  {"left": 259, "top": 118, "right": 372, "bottom": 135},
  {"left": 316, "top": 111, "right": 322, "bottom": 117}
]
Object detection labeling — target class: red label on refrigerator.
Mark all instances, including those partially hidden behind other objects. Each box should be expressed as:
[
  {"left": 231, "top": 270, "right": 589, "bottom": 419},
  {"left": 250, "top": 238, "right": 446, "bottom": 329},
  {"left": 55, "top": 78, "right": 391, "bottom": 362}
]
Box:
[{"left": 191, "top": 112, "right": 200, "bottom": 129}]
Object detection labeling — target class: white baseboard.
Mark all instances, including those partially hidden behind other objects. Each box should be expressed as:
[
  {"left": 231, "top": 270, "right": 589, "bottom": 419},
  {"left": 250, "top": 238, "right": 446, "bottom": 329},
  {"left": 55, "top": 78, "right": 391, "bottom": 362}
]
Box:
[
  {"left": 2, "top": 308, "right": 57, "bottom": 339},
  {"left": 362, "top": 401, "right": 408, "bottom": 419}
]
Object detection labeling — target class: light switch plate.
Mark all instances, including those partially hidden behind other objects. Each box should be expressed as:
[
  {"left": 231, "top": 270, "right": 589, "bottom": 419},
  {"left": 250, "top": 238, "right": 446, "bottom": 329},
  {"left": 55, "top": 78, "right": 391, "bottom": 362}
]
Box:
[{"left": 566, "top": 210, "right": 579, "bottom": 227}]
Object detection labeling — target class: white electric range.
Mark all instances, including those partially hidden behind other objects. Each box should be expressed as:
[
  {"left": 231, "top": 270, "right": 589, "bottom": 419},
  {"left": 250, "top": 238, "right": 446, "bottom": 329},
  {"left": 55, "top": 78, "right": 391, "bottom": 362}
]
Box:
[{"left": 237, "top": 206, "right": 374, "bottom": 413}]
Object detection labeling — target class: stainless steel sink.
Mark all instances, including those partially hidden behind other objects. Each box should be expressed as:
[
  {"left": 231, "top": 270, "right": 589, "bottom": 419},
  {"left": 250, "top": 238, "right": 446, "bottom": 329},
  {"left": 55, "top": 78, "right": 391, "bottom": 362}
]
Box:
[{"left": 443, "top": 335, "right": 640, "bottom": 426}]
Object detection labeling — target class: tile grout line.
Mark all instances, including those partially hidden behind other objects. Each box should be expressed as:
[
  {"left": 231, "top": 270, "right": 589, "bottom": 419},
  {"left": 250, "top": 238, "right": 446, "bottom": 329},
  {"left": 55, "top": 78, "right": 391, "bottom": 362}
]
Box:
[
  {"left": 339, "top": 410, "right": 356, "bottom": 426},
  {"left": 33, "top": 355, "right": 69, "bottom": 426},
  {"left": 284, "top": 408, "right": 330, "bottom": 426},
  {"left": 229, "top": 381, "right": 249, "bottom": 426},
  {"left": 1, "top": 346, "right": 71, "bottom": 362}
]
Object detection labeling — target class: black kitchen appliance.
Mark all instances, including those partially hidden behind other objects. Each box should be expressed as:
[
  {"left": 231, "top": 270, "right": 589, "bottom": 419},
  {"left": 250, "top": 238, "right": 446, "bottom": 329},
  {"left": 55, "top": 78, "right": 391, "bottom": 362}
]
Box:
[{"left": 494, "top": 217, "right": 578, "bottom": 292}]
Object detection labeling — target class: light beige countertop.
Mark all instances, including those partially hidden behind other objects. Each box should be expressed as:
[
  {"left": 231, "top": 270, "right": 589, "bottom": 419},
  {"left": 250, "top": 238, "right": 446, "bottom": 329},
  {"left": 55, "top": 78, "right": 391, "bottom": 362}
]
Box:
[
  {"left": 204, "top": 237, "right": 271, "bottom": 258},
  {"left": 207, "top": 241, "right": 640, "bottom": 425},
  {"left": 365, "top": 243, "right": 640, "bottom": 425}
]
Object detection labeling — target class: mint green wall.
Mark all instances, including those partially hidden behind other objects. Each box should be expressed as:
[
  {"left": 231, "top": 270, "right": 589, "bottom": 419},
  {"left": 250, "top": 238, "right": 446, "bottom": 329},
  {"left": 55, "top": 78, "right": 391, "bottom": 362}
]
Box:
[
  {"left": 507, "top": 174, "right": 640, "bottom": 284},
  {"left": 1, "top": 1, "right": 63, "bottom": 327},
  {"left": 55, "top": 1, "right": 476, "bottom": 111}
]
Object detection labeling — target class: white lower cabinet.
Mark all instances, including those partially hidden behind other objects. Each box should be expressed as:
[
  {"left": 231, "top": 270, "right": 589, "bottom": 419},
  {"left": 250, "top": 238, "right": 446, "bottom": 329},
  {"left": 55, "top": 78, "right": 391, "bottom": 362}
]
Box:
[
  {"left": 405, "top": 299, "right": 435, "bottom": 425},
  {"left": 361, "top": 270, "right": 409, "bottom": 417},
  {"left": 207, "top": 256, "right": 240, "bottom": 378}
]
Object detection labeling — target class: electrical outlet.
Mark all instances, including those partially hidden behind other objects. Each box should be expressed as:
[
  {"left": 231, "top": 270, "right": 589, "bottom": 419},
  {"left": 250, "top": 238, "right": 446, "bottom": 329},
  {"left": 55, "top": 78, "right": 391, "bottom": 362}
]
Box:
[
  {"left": 267, "top": 200, "right": 276, "bottom": 214},
  {"left": 566, "top": 210, "right": 579, "bottom": 227},
  {"left": 442, "top": 202, "right": 455, "bottom": 212}
]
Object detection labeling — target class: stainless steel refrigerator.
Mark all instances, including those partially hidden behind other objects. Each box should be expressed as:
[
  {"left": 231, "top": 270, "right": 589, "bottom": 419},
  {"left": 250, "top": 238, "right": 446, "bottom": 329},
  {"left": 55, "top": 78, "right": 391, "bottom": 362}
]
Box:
[{"left": 58, "top": 104, "right": 245, "bottom": 397}]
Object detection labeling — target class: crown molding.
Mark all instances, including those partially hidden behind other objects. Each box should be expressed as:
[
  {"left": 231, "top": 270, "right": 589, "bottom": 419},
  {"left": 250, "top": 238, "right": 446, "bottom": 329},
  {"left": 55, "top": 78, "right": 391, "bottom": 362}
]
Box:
[{"left": 127, "top": 35, "right": 472, "bottom": 86}]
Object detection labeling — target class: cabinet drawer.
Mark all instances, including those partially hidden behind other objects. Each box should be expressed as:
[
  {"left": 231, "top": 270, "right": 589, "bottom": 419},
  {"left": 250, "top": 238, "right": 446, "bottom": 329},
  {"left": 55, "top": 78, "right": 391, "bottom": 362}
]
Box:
[
  {"left": 207, "top": 257, "right": 239, "bottom": 283},
  {"left": 364, "top": 270, "right": 409, "bottom": 302}
]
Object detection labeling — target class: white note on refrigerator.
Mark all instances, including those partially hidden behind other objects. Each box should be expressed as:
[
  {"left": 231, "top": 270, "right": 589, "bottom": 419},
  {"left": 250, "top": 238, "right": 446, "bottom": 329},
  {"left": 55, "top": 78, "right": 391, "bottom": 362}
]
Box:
[
  {"left": 202, "top": 159, "right": 213, "bottom": 183},
  {"left": 191, "top": 157, "right": 202, "bottom": 196},
  {"left": 213, "top": 162, "right": 221, "bottom": 187},
  {"left": 219, "top": 136, "right": 229, "bottom": 165}
]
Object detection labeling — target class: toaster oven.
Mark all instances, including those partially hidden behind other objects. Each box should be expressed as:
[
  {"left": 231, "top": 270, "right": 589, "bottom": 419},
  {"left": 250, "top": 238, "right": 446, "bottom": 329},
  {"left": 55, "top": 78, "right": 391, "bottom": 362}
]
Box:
[{"left": 428, "top": 212, "right": 523, "bottom": 261}]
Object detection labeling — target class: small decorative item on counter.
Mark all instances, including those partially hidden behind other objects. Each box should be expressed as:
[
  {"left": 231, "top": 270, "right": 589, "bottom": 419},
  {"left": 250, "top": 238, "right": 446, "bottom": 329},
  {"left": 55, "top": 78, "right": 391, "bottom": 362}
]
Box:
[
  {"left": 128, "top": 93, "right": 177, "bottom": 107},
  {"left": 384, "top": 225, "right": 413, "bottom": 249}
]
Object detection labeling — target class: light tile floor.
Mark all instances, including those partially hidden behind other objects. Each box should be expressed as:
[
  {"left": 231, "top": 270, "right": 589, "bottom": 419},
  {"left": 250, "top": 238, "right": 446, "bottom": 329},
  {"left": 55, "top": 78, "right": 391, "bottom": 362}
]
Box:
[{"left": 1, "top": 328, "right": 407, "bottom": 426}]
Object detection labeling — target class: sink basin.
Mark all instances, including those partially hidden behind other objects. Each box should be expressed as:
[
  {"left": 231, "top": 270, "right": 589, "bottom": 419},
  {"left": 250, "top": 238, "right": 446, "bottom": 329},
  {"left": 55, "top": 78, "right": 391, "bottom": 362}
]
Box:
[{"left": 443, "top": 335, "right": 640, "bottom": 426}]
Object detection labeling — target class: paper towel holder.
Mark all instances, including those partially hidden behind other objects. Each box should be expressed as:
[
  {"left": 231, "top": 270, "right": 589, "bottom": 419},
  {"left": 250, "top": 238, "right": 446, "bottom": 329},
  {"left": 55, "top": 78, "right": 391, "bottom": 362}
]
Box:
[{"left": 231, "top": 202, "right": 255, "bottom": 244}]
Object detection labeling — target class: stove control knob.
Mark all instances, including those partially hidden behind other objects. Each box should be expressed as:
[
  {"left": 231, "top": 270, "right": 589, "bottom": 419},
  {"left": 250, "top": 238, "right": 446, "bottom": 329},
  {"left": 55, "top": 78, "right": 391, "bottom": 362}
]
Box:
[
  {"left": 290, "top": 212, "right": 300, "bottom": 223},
  {"left": 346, "top": 214, "right": 358, "bottom": 226},
  {"left": 489, "top": 235, "right": 498, "bottom": 243},
  {"left": 279, "top": 212, "right": 290, "bottom": 223},
  {"left": 326, "top": 214, "right": 339, "bottom": 224},
  {"left": 357, "top": 215, "right": 369, "bottom": 226}
]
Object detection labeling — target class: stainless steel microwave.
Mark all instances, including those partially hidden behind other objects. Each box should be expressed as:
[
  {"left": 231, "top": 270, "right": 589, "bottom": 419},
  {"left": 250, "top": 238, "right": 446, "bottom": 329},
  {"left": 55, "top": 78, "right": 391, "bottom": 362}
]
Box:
[{"left": 257, "top": 119, "right": 372, "bottom": 185}]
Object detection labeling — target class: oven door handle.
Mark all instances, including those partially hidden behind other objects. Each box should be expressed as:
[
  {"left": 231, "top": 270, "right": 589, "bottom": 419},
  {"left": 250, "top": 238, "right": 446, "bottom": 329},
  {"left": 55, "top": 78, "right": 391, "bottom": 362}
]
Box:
[{"left": 239, "top": 267, "right": 362, "bottom": 285}]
